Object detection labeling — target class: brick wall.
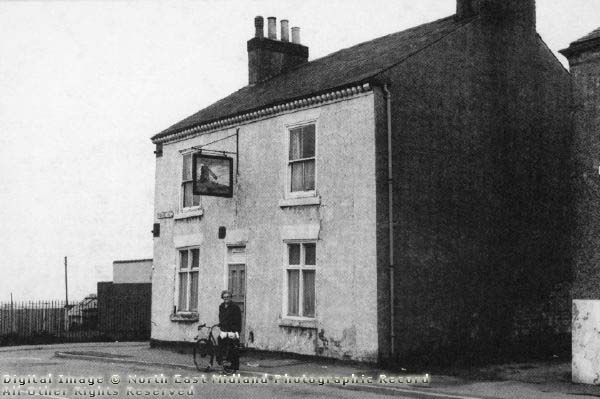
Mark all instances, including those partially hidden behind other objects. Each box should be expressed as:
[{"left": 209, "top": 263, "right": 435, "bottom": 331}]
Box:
[
  {"left": 512, "top": 283, "right": 572, "bottom": 337},
  {"left": 564, "top": 41, "right": 600, "bottom": 300},
  {"left": 97, "top": 282, "right": 152, "bottom": 340},
  {"left": 376, "top": 13, "right": 572, "bottom": 364},
  {"left": 511, "top": 282, "right": 571, "bottom": 356}
]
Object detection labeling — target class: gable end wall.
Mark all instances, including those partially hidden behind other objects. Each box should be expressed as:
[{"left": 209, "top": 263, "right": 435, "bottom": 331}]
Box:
[{"left": 377, "top": 17, "right": 572, "bottom": 363}]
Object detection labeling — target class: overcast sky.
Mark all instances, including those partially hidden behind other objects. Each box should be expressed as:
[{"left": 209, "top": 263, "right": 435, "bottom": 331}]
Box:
[{"left": 1, "top": 0, "right": 598, "bottom": 302}]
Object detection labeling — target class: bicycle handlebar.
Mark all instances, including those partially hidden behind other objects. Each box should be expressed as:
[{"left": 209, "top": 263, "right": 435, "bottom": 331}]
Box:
[{"left": 197, "top": 322, "right": 220, "bottom": 331}]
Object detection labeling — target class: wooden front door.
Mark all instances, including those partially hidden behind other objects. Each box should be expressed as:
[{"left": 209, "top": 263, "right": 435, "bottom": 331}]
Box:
[{"left": 227, "top": 246, "right": 246, "bottom": 342}]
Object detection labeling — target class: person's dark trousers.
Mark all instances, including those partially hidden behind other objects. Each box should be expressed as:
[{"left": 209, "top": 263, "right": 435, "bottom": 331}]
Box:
[{"left": 218, "top": 336, "right": 240, "bottom": 371}]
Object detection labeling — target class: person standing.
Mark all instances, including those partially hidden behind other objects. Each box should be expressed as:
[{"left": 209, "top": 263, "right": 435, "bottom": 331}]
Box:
[{"left": 218, "top": 290, "right": 241, "bottom": 372}]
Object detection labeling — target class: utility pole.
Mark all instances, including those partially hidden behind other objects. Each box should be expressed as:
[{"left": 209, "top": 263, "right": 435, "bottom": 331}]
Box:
[
  {"left": 10, "top": 292, "right": 14, "bottom": 334},
  {"left": 64, "top": 256, "right": 69, "bottom": 307}
]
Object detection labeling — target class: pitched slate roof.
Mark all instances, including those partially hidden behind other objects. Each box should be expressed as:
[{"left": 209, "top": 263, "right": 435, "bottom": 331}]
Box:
[
  {"left": 560, "top": 27, "right": 600, "bottom": 58},
  {"left": 152, "top": 15, "right": 470, "bottom": 142},
  {"left": 573, "top": 27, "right": 600, "bottom": 45}
]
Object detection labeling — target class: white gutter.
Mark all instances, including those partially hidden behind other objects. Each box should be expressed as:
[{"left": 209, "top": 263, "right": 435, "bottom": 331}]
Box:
[{"left": 153, "top": 83, "right": 373, "bottom": 145}]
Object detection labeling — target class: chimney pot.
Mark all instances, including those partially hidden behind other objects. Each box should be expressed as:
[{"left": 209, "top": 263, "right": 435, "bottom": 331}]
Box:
[
  {"left": 254, "top": 16, "right": 264, "bottom": 38},
  {"left": 247, "top": 19, "right": 309, "bottom": 85},
  {"left": 281, "top": 19, "right": 289, "bottom": 42},
  {"left": 267, "top": 17, "right": 277, "bottom": 40},
  {"left": 291, "top": 27, "right": 301, "bottom": 44}
]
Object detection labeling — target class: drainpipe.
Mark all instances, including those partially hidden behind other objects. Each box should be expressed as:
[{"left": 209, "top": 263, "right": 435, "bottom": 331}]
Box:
[{"left": 383, "top": 84, "right": 395, "bottom": 357}]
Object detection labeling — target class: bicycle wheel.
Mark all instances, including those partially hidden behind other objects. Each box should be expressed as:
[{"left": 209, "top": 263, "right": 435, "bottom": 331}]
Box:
[{"left": 193, "top": 339, "right": 214, "bottom": 372}]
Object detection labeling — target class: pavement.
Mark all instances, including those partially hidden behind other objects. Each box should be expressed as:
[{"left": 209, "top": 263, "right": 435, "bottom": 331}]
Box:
[{"left": 6, "top": 341, "right": 597, "bottom": 399}]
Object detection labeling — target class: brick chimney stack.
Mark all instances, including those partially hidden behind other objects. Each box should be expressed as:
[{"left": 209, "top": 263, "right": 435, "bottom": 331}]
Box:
[
  {"left": 247, "top": 16, "right": 309, "bottom": 85},
  {"left": 456, "top": 0, "right": 536, "bottom": 33},
  {"left": 456, "top": 0, "right": 477, "bottom": 19}
]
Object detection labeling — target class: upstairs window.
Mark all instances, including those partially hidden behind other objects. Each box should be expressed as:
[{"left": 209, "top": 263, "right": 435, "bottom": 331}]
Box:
[
  {"left": 288, "top": 124, "right": 315, "bottom": 193},
  {"left": 182, "top": 153, "right": 200, "bottom": 209}
]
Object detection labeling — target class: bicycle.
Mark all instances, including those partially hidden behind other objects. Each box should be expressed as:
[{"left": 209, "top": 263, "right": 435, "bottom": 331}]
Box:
[{"left": 193, "top": 323, "right": 236, "bottom": 373}]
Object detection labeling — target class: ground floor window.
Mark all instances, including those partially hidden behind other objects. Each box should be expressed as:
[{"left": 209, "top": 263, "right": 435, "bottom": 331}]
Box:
[
  {"left": 285, "top": 242, "right": 316, "bottom": 317},
  {"left": 178, "top": 248, "right": 199, "bottom": 311}
]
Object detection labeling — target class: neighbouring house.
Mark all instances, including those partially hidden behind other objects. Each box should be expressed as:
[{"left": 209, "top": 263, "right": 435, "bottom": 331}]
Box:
[
  {"left": 560, "top": 28, "right": 600, "bottom": 384},
  {"left": 150, "top": 0, "right": 572, "bottom": 364},
  {"left": 97, "top": 259, "right": 152, "bottom": 340}
]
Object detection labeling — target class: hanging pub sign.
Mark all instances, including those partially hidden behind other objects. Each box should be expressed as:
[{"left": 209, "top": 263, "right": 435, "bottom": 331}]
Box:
[{"left": 192, "top": 153, "right": 233, "bottom": 198}]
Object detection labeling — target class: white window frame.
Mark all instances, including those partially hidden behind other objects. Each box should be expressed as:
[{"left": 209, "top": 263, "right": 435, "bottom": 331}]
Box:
[
  {"left": 180, "top": 151, "right": 201, "bottom": 211},
  {"left": 176, "top": 247, "right": 200, "bottom": 312},
  {"left": 282, "top": 241, "right": 316, "bottom": 320},
  {"left": 285, "top": 121, "right": 317, "bottom": 199}
]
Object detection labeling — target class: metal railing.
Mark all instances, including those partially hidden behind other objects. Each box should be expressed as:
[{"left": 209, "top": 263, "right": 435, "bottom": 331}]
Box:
[{"left": 0, "top": 297, "right": 147, "bottom": 346}]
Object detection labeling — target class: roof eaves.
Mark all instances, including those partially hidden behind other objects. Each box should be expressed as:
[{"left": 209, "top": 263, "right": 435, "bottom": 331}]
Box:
[
  {"left": 151, "top": 81, "right": 377, "bottom": 144},
  {"left": 560, "top": 36, "right": 600, "bottom": 59},
  {"left": 560, "top": 28, "right": 600, "bottom": 59},
  {"left": 113, "top": 258, "right": 153, "bottom": 264}
]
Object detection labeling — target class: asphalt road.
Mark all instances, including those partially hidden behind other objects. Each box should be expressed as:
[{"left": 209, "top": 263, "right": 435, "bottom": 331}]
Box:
[{"left": 0, "top": 345, "right": 489, "bottom": 399}]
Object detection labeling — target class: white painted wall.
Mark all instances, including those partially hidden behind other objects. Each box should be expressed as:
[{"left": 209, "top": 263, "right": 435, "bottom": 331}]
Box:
[
  {"left": 573, "top": 300, "right": 600, "bottom": 384},
  {"left": 113, "top": 259, "right": 152, "bottom": 284},
  {"left": 151, "top": 93, "right": 379, "bottom": 361}
]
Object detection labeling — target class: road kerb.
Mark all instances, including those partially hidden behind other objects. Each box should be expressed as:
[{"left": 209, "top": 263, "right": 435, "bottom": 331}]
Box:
[
  {"left": 54, "top": 351, "right": 196, "bottom": 370},
  {"left": 54, "top": 351, "right": 497, "bottom": 399}
]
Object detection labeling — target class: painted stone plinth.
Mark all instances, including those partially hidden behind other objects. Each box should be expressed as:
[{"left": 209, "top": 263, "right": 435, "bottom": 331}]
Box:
[{"left": 573, "top": 300, "right": 600, "bottom": 384}]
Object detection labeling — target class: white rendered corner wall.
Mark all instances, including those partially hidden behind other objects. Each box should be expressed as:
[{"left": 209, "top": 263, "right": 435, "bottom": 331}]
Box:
[{"left": 573, "top": 300, "right": 600, "bottom": 384}]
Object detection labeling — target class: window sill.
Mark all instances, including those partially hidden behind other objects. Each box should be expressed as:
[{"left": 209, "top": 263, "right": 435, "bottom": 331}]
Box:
[
  {"left": 174, "top": 208, "right": 204, "bottom": 220},
  {"left": 170, "top": 312, "right": 199, "bottom": 322},
  {"left": 278, "top": 318, "right": 317, "bottom": 329},
  {"left": 278, "top": 196, "right": 321, "bottom": 208}
]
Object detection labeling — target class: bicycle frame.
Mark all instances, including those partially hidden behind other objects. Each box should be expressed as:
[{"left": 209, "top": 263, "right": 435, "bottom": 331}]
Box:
[
  {"left": 195, "top": 323, "right": 219, "bottom": 347},
  {"left": 193, "top": 323, "right": 233, "bottom": 372}
]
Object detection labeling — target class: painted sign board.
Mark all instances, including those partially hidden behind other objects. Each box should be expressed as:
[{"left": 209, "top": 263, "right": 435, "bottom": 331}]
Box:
[
  {"left": 157, "top": 211, "right": 174, "bottom": 219},
  {"left": 192, "top": 153, "right": 233, "bottom": 198}
]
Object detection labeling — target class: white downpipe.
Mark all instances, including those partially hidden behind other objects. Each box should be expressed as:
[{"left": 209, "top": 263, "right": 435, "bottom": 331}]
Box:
[{"left": 384, "top": 84, "right": 395, "bottom": 357}]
